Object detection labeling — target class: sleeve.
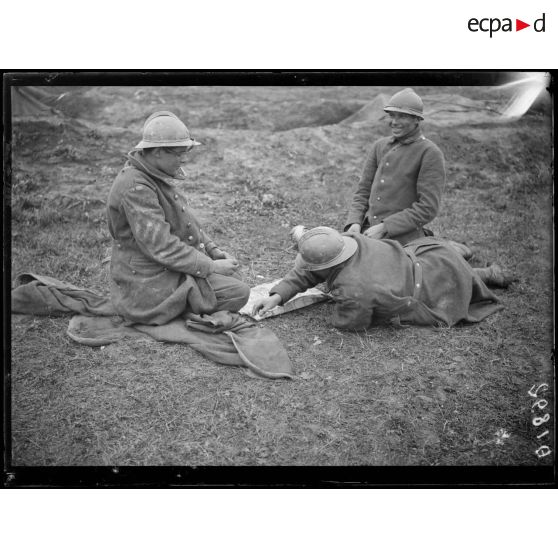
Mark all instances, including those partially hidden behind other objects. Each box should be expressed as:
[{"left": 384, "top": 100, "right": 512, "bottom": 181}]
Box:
[
  {"left": 344, "top": 144, "right": 379, "bottom": 230},
  {"left": 269, "top": 267, "right": 322, "bottom": 304},
  {"left": 121, "top": 183, "right": 215, "bottom": 277},
  {"left": 382, "top": 144, "right": 445, "bottom": 238},
  {"left": 199, "top": 228, "right": 219, "bottom": 258},
  {"left": 331, "top": 293, "right": 374, "bottom": 330}
]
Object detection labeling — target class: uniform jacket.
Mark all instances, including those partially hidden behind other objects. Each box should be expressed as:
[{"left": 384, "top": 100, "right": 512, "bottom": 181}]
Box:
[
  {"left": 270, "top": 234, "right": 503, "bottom": 330},
  {"left": 345, "top": 127, "right": 446, "bottom": 245},
  {"left": 107, "top": 151, "right": 222, "bottom": 324}
]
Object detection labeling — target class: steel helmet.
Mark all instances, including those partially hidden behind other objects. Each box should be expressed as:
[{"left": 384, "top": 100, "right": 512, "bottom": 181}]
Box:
[
  {"left": 384, "top": 88, "right": 424, "bottom": 119},
  {"left": 295, "top": 227, "right": 358, "bottom": 271},
  {"left": 135, "top": 111, "right": 201, "bottom": 149}
]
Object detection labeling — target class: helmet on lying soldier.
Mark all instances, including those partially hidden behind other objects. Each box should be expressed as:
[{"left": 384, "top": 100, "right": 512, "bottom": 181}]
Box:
[{"left": 295, "top": 227, "right": 358, "bottom": 271}]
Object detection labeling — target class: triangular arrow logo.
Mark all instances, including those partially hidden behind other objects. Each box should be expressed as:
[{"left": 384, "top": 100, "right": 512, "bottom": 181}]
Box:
[{"left": 516, "top": 19, "right": 530, "bottom": 31}]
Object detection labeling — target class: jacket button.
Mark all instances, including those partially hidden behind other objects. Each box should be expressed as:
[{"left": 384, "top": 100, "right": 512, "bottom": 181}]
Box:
[
  {"left": 187, "top": 222, "right": 191, "bottom": 227},
  {"left": 174, "top": 194, "right": 178, "bottom": 200},
  {"left": 377, "top": 197, "right": 381, "bottom": 201},
  {"left": 373, "top": 216, "right": 377, "bottom": 220},
  {"left": 181, "top": 206, "right": 186, "bottom": 212},
  {"left": 380, "top": 179, "right": 385, "bottom": 183},
  {"left": 196, "top": 271, "right": 201, "bottom": 275},
  {"left": 188, "top": 236, "right": 194, "bottom": 241},
  {"left": 199, "top": 243, "right": 205, "bottom": 249}
]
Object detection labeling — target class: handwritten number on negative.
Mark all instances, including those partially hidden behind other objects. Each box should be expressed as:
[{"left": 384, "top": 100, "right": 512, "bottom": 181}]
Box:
[{"left": 528, "top": 383, "right": 548, "bottom": 398}]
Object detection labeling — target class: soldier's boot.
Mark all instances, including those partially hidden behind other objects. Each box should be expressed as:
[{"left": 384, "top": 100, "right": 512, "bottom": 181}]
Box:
[{"left": 474, "top": 264, "right": 513, "bottom": 288}]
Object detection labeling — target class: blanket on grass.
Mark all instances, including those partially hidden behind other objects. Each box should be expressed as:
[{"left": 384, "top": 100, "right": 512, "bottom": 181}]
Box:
[{"left": 12, "top": 273, "right": 293, "bottom": 380}]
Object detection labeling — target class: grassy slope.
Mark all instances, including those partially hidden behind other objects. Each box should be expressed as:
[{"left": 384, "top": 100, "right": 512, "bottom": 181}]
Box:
[{"left": 9, "top": 85, "right": 554, "bottom": 466}]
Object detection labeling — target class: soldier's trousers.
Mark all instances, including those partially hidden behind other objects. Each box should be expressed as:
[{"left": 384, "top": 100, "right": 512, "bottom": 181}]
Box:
[{"left": 207, "top": 273, "right": 251, "bottom": 313}]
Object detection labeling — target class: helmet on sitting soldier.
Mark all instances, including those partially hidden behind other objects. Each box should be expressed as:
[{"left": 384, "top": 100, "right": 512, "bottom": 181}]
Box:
[
  {"left": 135, "top": 111, "right": 201, "bottom": 149},
  {"left": 384, "top": 88, "right": 424, "bottom": 120},
  {"left": 295, "top": 227, "right": 358, "bottom": 271}
]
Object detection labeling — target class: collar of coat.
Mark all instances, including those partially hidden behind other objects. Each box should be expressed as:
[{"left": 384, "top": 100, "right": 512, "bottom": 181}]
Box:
[
  {"left": 388, "top": 126, "right": 425, "bottom": 146},
  {"left": 126, "top": 150, "right": 187, "bottom": 186}
]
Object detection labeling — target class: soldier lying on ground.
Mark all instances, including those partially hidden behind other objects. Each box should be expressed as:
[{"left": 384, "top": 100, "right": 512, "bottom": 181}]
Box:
[
  {"left": 253, "top": 227, "right": 510, "bottom": 330},
  {"left": 107, "top": 111, "right": 250, "bottom": 324},
  {"left": 344, "top": 88, "right": 472, "bottom": 259}
]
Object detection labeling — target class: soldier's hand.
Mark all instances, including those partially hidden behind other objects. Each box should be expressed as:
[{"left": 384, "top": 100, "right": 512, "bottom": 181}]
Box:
[
  {"left": 211, "top": 248, "right": 234, "bottom": 260},
  {"left": 213, "top": 258, "right": 240, "bottom": 276},
  {"left": 253, "top": 294, "right": 282, "bottom": 317},
  {"left": 346, "top": 223, "right": 362, "bottom": 234},
  {"left": 363, "top": 223, "right": 387, "bottom": 239}
]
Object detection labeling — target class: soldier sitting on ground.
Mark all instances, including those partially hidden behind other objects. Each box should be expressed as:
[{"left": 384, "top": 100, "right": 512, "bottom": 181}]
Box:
[
  {"left": 107, "top": 111, "right": 250, "bottom": 324},
  {"left": 253, "top": 226, "right": 510, "bottom": 331}
]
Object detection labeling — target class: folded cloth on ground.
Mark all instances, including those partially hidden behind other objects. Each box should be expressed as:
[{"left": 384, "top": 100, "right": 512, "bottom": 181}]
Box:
[
  {"left": 14, "top": 273, "right": 293, "bottom": 380},
  {"left": 67, "top": 315, "right": 145, "bottom": 346},
  {"left": 12, "top": 273, "right": 116, "bottom": 316},
  {"left": 137, "top": 312, "right": 293, "bottom": 380}
]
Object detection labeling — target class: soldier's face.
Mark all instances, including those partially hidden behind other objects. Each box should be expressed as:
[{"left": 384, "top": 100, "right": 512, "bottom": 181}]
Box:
[
  {"left": 155, "top": 147, "right": 190, "bottom": 176},
  {"left": 386, "top": 111, "right": 419, "bottom": 138}
]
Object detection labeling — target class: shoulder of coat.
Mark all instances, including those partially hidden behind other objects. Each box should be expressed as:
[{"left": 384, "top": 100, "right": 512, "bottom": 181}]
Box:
[
  {"left": 422, "top": 138, "right": 445, "bottom": 156},
  {"left": 122, "top": 176, "right": 156, "bottom": 196}
]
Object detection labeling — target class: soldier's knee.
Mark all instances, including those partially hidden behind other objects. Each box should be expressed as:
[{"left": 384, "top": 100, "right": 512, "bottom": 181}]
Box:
[{"left": 237, "top": 282, "right": 251, "bottom": 305}]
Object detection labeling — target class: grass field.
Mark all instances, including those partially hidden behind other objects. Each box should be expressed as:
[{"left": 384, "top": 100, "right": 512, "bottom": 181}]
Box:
[{"left": 8, "top": 83, "right": 554, "bottom": 473}]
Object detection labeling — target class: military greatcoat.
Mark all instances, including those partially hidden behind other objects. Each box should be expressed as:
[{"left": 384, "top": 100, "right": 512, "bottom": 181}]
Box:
[
  {"left": 107, "top": 151, "right": 248, "bottom": 324},
  {"left": 270, "top": 234, "right": 503, "bottom": 330},
  {"left": 345, "top": 127, "right": 446, "bottom": 245}
]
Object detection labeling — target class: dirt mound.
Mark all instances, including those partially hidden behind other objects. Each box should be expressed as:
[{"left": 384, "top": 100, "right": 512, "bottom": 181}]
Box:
[
  {"left": 9, "top": 85, "right": 551, "bottom": 203},
  {"left": 424, "top": 94, "right": 507, "bottom": 126},
  {"left": 272, "top": 100, "right": 363, "bottom": 131},
  {"left": 11, "top": 116, "right": 111, "bottom": 163},
  {"left": 340, "top": 93, "right": 505, "bottom": 127},
  {"left": 340, "top": 94, "right": 389, "bottom": 126},
  {"left": 340, "top": 91, "right": 552, "bottom": 128}
]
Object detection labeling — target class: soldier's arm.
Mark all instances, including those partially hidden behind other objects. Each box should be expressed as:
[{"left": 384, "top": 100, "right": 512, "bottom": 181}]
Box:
[{"left": 344, "top": 145, "right": 379, "bottom": 230}]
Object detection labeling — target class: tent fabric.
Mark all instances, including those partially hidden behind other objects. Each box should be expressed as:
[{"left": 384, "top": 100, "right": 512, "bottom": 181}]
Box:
[{"left": 11, "top": 86, "right": 61, "bottom": 116}]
